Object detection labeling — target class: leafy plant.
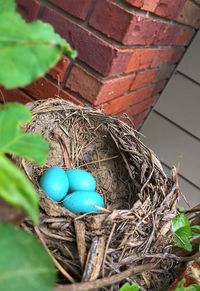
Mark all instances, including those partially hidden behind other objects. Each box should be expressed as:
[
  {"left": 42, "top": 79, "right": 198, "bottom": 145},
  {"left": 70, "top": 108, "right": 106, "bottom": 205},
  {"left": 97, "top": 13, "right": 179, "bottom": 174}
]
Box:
[
  {"left": 0, "top": 0, "right": 76, "bottom": 88},
  {"left": 175, "top": 279, "right": 200, "bottom": 291},
  {"left": 172, "top": 213, "right": 193, "bottom": 252},
  {"left": 0, "top": 103, "right": 55, "bottom": 291},
  {"left": 172, "top": 209, "right": 200, "bottom": 252},
  {"left": 0, "top": 223, "right": 56, "bottom": 291},
  {"left": 0, "top": 0, "right": 77, "bottom": 290},
  {"left": 0, "top": 103, "right": 48, "bottom": 223},
  {"left": 120, "top": 282, "right": 140, "bottom": 291}
]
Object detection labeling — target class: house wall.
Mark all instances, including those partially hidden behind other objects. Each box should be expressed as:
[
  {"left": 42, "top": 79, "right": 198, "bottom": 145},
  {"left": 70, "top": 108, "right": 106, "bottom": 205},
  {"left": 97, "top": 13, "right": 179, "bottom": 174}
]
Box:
[
  {"left": 1, "top": 0, "right": 200, "bottom": 129},
  {"left": 141, "top": 30, "right": 200, "bottom": 208}
]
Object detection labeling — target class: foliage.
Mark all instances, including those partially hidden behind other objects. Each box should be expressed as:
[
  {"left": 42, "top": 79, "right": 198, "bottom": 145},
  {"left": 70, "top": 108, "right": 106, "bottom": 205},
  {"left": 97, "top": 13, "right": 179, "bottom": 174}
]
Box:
[
  {"left": 0, "top": 0, "right": 78, "bottom": 290},
  {"left": 0, "top": 0, "right": 16, "bottom": 11},
  {"left": 0, "top": 0, "right": 76, "bottom": 89},
  {"left": 0, "top": 154, "right": 39, "bottom": 223},
  {"left": 0, "top": 103, "right": 48, "bottom": 163},
  {"left": 0, "top": 223, "right": 56, "bottom": 291},
  {"left": 119, "top": 282, "right": 140, "bottom": 291},
  {"left": 172, "top": 213, "right": 193, "bottom": 252},
  {"left": 175, "top": 279, "right": 200, "bottom": 291},
  {"left": 0, "top": 103, "right": 48, "bottom": 223}
]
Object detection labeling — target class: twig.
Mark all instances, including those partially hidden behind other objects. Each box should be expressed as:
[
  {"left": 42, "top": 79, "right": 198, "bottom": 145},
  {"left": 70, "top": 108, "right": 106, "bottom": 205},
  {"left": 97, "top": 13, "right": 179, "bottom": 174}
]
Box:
[
  {"left": 178, "top": 252, "right": 200, "bottom": 262},
  {"left": 77, "top": 156, "right": 119, "bottom": 168},
  {"left": 82, "top": 236, "right": 106, "bottom": 282},
  {"left": 34, "top": 226, "right": 76, "bottom": 283},
  {"left": 52, "top": 128, "right": 73, "bottom": 168},
  {"left": 39, "top": 226, "right": 74, "bottom": 241},
  {"left": 74, "top": 220, "right": 87, "bottom": 268},
  {"left": 185, "top": 204, "right": 200, "bottom": 214},
  {"left": 54, "top": 263, "right": 157, "bottom": 291},
  {"left": 102, "top": 223, "right": 116, "bottom": 277},
  {"left": 140, "top": 151, "right": 154, "bottom": 194},
  {"left": 95, "top": 206, "right": 111, "bottom": 213}
]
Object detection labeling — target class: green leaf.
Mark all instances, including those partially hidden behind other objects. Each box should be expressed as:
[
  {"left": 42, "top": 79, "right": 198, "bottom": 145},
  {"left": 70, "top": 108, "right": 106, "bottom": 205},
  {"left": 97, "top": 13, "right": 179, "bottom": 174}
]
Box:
[
  {"left": 189, "top": 285, "right": 200, "bottom": 291},
  {"left": 120, "top": 282, "right": 140, "bottom": 291},
  {"left": 176, "top": 279, "right": 186, "bottom": 289},
  {"left": 172, "top": 214, "right": 190, "bottom": 232},
  {"left": 0, "top": 11, "right": 77, "bottom": 89},
  {"left": 0, "top": 103, "right": 48, "bottom": 165},
  {"left": 175, "top": 279, "right": 200, "bottom": 291},
  {"left": 0, "top": 0, "right": 16, "bottom": 12},
  {"left": 0, "top": 223, "right": 56, "bottom": 291},
  {"left": 0, "top": 155, "right": 39, "bottom": 223},
  {"left": 174, "top": 226, "right": 192, "bottom": 252}
]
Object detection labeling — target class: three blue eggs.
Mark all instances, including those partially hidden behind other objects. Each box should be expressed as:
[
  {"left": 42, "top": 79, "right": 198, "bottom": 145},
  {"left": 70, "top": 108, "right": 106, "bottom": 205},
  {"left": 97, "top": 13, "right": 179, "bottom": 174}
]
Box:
[{"left": 39, "top": 167, "right": 104, "bottom": 213}]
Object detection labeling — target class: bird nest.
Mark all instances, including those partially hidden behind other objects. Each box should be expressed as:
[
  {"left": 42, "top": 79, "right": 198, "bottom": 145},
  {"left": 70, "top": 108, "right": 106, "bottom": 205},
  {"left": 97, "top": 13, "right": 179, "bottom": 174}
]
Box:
[{"left": 19, "top": 98, "right": 180, "bottom": 291}]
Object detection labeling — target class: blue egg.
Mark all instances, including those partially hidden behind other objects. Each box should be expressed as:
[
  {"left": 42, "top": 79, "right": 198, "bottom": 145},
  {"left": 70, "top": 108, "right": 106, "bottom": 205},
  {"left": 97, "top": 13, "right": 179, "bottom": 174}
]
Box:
[
  {"left": 66, "top": 169, "right": 96, "bottom": 192},
  {"left": 39, "top": 166, "right": 69, "bottom": 202},
  {"left": 62, "top": 191, "right": 104, "bottom": 213}
]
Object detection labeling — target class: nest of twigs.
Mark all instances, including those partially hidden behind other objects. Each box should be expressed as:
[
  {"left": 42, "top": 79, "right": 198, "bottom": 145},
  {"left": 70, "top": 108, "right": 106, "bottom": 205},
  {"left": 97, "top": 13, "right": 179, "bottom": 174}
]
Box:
[{"left": 19, "top": 98, "right": 180, "bottom": 291}]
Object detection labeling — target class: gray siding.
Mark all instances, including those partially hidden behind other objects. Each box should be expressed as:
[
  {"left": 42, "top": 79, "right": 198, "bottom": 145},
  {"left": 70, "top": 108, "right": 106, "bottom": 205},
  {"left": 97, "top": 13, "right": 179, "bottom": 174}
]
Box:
[
  {"left": 178, "top": 31, "right": 200, "bottom": 85},
  {"left": 141, "top": 30, "right": 200, "bottom": 209},
  {"left": 155, "top": 73, "right": 200, "bottom": 139}
]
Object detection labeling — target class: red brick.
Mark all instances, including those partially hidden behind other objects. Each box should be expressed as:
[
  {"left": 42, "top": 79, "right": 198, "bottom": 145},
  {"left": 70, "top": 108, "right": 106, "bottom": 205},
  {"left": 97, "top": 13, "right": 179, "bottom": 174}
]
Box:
[
  {"left": 48, "top": 56, "right": 71, "bottom": 82},
  {"left": 141, "top": 0, "right": 159, "bottom": 11},
  {"left": 151, "top": 47, "right": 185, "bottom": 67},
  {"left": 90, "top": 0, "right": 135, "bottom": 44},
  {"left": 125, "top": 47, "right": 184, "bottom": 74},
  {"left": 131, "top": 108, "right": 150, "bottom": 129},
  {"left": 154, "top": 25, "right": 180, "bottom": 45},
  {"left": 66, "top": 64, "right": 134, "bottom": 105},
  {"left": 170, "top": 47, "right": 186, "bottom": 63},
  {"left": 126, "top": 95, "right": 158, "bottom": 116},
  {"left": 175, "top": 28, "right": 194, "bottom": 45},
  {"left": 125, "top": 49, "right": 156, "bottom": 73},
  {"left": 40, "top": 7, "right": 132, "bottom": 77},
  {"left": 49, "top": 0, "right": 92, "bottom": 20},
  {"left": 130, "top": 69, "right": 158, "bottom": 90},
  {"left": 125, "top": 0, "right": 186, "bottom": 21},
  {"left": 155, "top": 0, "right": 186, "bottom": 19},
  {"left": 23, "top": 77, "right": 83, "bottom": 105},
  {"left": 130, "top": 64, "right": 174, "bottom": 91},
  {"left": 101, "top": 85, "right": 155, "bottom": 114},
  {"left": 17, "top": 0, "right": 40, "bottom": 21},
  {"left": 125, "top": 0, "right": 144, "bottom": 8},
  {"left": 177, "top": 1, "right": 200, "bottom": 28},
  {"left": 0, "top": 87, "right": 33, "bottom": 104},
  {"left": 90, "top": 0, "right": 187, "bottom": 46},
  {"left": 125, "top": 0, "right": 158, "bottom": 11}
]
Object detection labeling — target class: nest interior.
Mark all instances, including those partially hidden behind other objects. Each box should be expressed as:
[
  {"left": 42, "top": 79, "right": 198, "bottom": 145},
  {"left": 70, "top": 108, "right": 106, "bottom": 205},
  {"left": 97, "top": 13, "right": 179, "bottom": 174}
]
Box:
[{"left": 20, "top": 99, "right": 180, "bottom": 291}]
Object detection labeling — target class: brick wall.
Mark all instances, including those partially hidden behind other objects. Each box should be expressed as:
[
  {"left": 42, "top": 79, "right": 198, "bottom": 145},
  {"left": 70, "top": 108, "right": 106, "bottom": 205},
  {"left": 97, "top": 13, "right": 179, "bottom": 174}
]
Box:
[{"left": 1, "top": 0, "right": 199, "bottom": 129}]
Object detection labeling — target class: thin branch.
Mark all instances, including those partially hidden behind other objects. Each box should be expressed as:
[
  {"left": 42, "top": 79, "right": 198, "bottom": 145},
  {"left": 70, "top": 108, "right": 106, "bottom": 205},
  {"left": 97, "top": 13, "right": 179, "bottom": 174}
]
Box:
[
  {"left": 54, "top": 263, "right": 157, "bottom": 291},
  {"left": 178, "top": 252, "right": 200, "bottom": 262},
  {"left": 34, "top": 226, "right": 76, "bottom": 283}
]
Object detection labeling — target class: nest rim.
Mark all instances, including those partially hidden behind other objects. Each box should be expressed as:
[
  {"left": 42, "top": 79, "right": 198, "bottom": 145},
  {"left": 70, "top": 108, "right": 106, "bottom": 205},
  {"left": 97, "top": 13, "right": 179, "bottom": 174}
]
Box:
[{"left": 19, "top": 98, "right": 180, "bottom": 291}]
